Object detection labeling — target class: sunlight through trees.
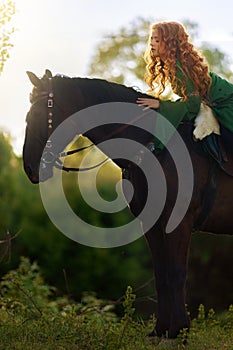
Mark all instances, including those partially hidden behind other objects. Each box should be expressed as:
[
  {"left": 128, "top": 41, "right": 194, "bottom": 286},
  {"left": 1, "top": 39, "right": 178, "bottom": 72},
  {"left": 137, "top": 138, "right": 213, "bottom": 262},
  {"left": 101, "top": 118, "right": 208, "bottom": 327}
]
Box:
[{"left": 0, "top": 0, "right": 15, "bottom": 74}]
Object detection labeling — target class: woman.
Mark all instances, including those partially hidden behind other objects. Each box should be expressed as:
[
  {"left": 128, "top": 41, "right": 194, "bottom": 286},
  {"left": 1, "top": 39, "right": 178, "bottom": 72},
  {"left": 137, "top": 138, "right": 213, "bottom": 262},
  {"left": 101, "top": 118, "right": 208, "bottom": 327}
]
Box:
[{"left": 137, "top": 21, "right": 233, "bottom": 151}]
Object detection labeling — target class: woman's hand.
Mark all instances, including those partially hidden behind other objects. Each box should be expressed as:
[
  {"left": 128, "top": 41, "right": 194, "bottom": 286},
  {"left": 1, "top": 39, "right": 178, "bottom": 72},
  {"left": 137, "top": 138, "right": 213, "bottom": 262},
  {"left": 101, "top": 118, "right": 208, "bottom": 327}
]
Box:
[{"left": 136, "top": 97, "right": 160, "bottom": 110}]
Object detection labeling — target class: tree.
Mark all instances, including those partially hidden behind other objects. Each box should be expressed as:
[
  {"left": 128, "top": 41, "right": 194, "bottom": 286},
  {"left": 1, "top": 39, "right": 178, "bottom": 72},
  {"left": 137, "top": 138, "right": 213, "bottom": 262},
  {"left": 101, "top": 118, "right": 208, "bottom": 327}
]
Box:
[
  {"left": 88, "top": 17, "right": 151, "bottom": 87},
  {"left": 201, "top": 44, "right": 233, "bottom": 80},
  {"left": 0, "top": 132, "right": 17, "bottom": 231},
  {"left": 0, "top": 0, "right": 16, "bottom": 74},
  {"left": 88, "top": 17, "right": 233, "bottom": 85}
]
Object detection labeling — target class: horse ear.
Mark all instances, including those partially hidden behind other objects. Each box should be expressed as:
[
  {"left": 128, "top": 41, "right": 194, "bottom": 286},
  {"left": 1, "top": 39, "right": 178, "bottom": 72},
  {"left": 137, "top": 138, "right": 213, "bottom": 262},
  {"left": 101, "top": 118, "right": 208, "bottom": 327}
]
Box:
[
  {"left": 45, "top": 69, "right": 52, "bottom": 78},
  {"left": 26, "top": 71, "right": 43, "bottom": 89}
]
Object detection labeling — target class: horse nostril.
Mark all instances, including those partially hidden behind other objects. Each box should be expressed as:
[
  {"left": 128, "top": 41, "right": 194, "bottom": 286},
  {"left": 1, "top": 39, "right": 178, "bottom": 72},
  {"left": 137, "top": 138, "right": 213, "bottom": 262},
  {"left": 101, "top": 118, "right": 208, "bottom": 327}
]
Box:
[
  {"left": 24, "top": 165, "right": 39, "bottom": 184},
  {"left": 31, "top": 176, "right": 39, "bottom": 184},
  {"left": 24, "top": 164, "right": 31, "bottom": 177}
]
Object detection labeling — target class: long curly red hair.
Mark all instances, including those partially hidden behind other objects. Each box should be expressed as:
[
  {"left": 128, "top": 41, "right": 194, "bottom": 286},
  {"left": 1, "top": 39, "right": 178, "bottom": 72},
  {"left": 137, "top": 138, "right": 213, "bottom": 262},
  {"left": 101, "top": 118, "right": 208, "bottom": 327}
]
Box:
[{"left": 144, "top": 21, "right": 211, "bottom": 101}]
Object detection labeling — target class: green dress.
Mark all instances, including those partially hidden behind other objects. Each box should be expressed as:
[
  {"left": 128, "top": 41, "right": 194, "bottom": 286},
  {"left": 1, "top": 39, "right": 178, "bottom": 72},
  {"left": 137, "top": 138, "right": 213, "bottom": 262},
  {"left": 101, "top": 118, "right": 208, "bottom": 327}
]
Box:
[
  {"left": 208, "top": 72, "right": 233, "bottom": 132},
  {"left": 153, "top": 61, "right": 233, "bottom": 150}
]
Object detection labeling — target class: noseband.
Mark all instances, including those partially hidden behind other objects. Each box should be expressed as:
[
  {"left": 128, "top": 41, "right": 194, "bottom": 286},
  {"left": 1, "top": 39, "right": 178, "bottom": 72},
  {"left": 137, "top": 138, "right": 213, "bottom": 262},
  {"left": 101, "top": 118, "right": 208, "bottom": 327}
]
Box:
[{"left": 38, "top": 77, "right": 109, "bottom": 172}]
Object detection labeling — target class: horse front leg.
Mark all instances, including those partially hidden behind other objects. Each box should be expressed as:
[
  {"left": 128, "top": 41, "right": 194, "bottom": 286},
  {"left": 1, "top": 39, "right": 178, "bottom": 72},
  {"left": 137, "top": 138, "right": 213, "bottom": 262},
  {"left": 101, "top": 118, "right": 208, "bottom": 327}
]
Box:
[
  {"left": 145, "top": 220, "right": 192, "bottom": 339},
  {"left": 145, "top": 225, "right": 171, "bottom": 337}
]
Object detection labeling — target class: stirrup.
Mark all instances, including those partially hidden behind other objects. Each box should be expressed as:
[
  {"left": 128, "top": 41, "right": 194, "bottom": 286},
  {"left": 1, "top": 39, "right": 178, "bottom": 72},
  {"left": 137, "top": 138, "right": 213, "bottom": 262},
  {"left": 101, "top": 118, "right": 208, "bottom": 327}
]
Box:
[{"left": 201, "top": 133, "right": 227, "bottom": 164}]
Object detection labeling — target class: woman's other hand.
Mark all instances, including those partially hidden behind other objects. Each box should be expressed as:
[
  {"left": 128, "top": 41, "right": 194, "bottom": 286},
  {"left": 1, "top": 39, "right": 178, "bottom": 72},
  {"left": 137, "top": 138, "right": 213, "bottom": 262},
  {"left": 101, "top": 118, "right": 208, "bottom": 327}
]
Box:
[{"left": 136, "top": 97, "right": 160, "bottom": 110}]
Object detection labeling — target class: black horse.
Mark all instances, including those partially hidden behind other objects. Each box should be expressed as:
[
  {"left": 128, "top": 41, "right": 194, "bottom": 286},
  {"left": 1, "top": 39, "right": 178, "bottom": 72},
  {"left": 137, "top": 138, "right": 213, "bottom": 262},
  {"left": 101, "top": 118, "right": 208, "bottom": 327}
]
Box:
[{"left": 23, "top": 70, "right": 233, "bottom": 339}]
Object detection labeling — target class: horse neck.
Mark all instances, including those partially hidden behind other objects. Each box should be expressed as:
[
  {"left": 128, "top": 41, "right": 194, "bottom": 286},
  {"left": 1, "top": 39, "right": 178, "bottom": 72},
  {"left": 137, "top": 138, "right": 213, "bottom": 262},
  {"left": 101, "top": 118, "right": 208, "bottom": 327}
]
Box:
[{"left": 55, "top": 77, "right": 155, "bottom": 167}]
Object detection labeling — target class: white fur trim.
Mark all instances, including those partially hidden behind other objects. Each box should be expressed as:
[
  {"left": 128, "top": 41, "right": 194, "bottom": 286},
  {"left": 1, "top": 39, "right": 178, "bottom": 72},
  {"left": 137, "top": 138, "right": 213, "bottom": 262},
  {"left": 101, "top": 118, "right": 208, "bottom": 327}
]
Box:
[{"left": 193, "top": 103, "right": 220, "bottom": 140}]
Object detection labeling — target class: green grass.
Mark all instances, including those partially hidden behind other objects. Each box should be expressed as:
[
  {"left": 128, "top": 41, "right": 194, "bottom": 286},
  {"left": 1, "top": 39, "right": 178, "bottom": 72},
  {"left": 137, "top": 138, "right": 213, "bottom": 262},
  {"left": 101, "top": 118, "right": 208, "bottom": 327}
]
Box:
[{"left": 0, "top": 258, "right": 232, "bottom": 350}]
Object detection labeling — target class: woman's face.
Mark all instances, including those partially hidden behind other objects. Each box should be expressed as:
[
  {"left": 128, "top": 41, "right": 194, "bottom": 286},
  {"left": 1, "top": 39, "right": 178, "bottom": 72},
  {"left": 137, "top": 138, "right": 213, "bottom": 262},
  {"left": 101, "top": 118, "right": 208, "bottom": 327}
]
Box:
[{"left": 150, "top": 28, "right": 166, "bottom": 59}]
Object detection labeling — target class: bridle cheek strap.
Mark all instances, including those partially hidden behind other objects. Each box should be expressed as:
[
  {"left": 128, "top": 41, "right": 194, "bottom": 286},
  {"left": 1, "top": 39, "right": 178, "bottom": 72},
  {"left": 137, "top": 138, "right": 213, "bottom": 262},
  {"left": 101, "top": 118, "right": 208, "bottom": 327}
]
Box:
[{"left": 41, "top": 78, "right": 109, "bottom": 172}]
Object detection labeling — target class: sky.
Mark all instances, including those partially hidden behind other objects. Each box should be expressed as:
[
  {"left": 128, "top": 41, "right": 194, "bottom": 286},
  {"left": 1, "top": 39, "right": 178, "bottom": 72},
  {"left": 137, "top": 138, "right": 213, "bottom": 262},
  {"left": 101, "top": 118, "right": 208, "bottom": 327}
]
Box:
[{"left": 1, "top": 0, "right": 233, "bottom": 155}]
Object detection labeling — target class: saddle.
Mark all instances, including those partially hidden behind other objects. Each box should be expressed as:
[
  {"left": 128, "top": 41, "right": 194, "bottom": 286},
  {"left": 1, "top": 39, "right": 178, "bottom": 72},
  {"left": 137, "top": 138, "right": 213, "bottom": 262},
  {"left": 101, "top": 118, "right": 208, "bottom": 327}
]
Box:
[
  {"left": 192, "top": 103, "right": 233, "bottom": 176},
  {"left": 201, "top": 132, "right": 233, "bottom": 177}
]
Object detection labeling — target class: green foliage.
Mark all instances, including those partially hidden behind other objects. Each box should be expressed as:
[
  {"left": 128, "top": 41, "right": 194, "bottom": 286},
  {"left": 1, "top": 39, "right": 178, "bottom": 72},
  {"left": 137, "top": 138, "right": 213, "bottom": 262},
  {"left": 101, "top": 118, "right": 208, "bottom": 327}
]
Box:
[
  {"left": 0, "top": 259, "right": 52, "bottom": 323},
  {"left": 0, "top": 260, "right": 152, "bottom": 349},
  {"left": 0, "top": 0, "right": 15, "bottom": 74},
  {"left": 186, "top": 304, "right": 233, "bottom": 350},
  {"left": 88, "top": 17, "right": 151, "bottom": 86},
  {"left": 201, "top": 44, "right": 233, "bottom": 80},
  {"left": 122, "top": 286, "right": 136, "bottom": 321},
  {"left": 0, "top": 257, "right": 118, "bottom": 321},
  {"left": 0, "top": 260, "right": 232, "bottom": 349},
  {"left": 0, "top": 132, "right": 21, "bottom": 233}
]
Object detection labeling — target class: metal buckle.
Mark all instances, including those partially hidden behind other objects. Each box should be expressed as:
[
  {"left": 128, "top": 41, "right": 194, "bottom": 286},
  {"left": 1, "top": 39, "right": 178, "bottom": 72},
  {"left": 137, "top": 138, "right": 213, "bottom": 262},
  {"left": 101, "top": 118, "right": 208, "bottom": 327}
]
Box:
[
  {"left": 45, "top": 140, "right": 52, "bottom": 148},
  {"left": 48, "top": 99, "right": 53, "bottom": 107},
  {"left": 42, "top": 151, "right": 56, "bottom": 164}
]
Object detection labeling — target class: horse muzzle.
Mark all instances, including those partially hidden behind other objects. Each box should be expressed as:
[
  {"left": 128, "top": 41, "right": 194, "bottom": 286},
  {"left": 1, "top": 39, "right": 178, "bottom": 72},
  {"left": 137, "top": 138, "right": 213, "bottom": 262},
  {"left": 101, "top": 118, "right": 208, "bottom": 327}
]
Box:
[
  {"left": 24, "top": 164, "right": 40, "bottom": 184},
  {"left": 24, "top": 161, "right": 53, "bottom": 184}
]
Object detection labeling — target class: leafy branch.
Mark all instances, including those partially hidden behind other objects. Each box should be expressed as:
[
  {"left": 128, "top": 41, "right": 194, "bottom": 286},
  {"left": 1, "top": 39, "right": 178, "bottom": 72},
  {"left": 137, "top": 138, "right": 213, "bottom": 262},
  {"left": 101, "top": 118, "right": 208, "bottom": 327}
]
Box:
[
  {"left": 0, "top": 229, "right": 21, "bottom": 263},
  {"left": 0, "top": 0, "right": 16, "bottom": 74}
]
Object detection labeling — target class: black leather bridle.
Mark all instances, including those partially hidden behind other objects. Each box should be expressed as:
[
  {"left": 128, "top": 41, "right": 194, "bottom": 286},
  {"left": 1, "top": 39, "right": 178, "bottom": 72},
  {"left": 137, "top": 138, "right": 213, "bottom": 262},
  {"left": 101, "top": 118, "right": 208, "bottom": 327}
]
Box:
[{"left": 38, "top": 77, "right": 109, "bottom": 172}]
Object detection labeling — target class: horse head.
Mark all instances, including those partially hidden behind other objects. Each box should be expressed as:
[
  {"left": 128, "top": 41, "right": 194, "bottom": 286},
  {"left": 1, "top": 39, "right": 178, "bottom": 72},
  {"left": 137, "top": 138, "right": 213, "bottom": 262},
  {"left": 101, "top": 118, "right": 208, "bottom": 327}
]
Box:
[
  {"left": 23, "top": 69, "right": 67, "bottom": 183},
  {"left": 23, "top": 69, "right": 54, "bottom": 183}
]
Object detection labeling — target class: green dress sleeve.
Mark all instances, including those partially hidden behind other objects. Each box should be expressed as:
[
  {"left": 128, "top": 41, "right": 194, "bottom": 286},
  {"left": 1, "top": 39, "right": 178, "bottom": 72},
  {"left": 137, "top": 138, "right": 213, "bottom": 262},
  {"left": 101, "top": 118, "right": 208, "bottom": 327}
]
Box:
[{"left": 153, "top": 61, "right": 201, "bottom": 150}]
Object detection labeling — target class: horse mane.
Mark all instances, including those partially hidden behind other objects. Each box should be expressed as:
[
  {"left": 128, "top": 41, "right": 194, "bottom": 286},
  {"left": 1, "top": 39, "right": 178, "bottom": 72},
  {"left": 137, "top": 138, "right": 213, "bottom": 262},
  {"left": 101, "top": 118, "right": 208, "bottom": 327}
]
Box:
[
  {"left": 45, "top": 76, "right": 148, "bottom": 128},
  {"left": 52, "top": 74, "right": 144, "bottom": 101}
]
